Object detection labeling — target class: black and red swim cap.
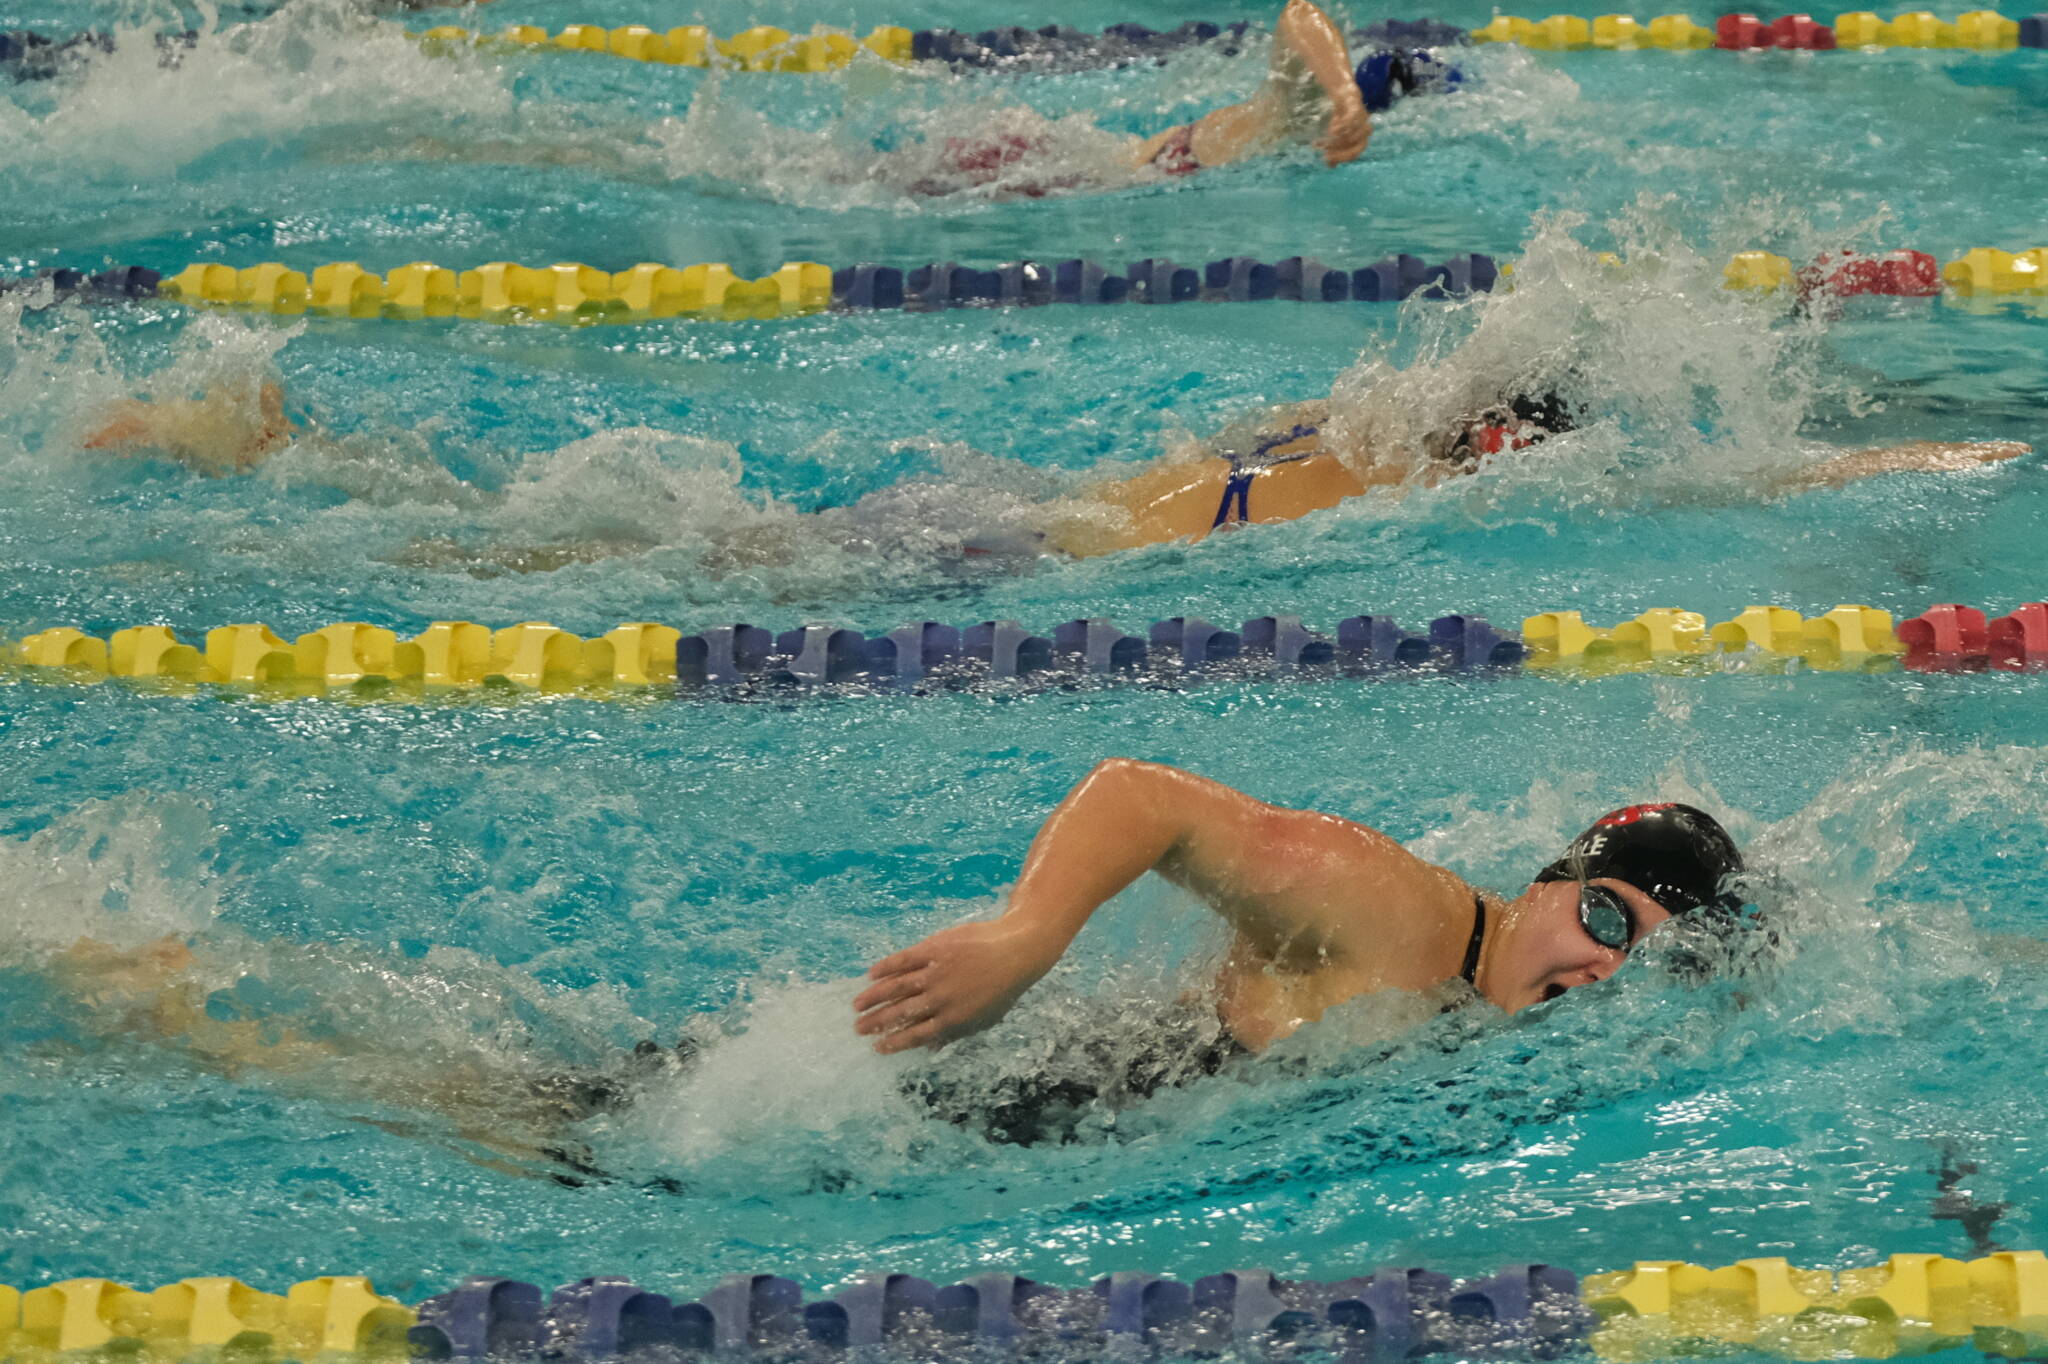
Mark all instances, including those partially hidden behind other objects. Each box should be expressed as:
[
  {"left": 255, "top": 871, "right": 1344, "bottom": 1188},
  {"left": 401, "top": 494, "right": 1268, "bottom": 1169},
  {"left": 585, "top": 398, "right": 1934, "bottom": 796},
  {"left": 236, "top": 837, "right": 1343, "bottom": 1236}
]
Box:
[{"left": 1534, "top": 803, "right": 1746, "bottom": 916}]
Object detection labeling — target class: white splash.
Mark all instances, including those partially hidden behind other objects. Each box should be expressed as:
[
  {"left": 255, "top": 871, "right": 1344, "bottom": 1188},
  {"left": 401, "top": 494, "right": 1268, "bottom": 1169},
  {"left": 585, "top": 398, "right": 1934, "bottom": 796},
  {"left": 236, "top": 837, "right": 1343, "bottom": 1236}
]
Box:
[{"left": 0, "top": 0, "right": 514, "bottom": 181}]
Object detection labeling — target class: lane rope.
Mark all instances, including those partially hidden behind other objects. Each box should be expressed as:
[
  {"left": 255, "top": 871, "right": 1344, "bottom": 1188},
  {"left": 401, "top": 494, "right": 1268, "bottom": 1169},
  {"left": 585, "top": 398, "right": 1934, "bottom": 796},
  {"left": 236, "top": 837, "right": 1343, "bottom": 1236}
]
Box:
[
  {"left": 0, "top": 255, "right": 1504, "bottom": 321},
  {"left": 409, "top": 11, "right": 2048, "bottom": 66},
  {"left": 10, "top": 11, "right": 2043, "bottom": 81},
  {"left": 7, "top": 603, "right": 2043, "bottom": 697},
  {"left": 9, "top": 1254, "right": 2048, "bottom": 1360},
  {"left": 7, "top": 245, "right": 2048, "bottom": 325}
]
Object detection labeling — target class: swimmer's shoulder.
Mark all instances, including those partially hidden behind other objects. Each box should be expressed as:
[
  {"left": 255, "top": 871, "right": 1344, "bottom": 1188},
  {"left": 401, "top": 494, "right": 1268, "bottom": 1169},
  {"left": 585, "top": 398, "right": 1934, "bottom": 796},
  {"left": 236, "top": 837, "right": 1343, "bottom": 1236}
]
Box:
[{"left": 1247, "top": 804, "right": 1478, "bottom": 937}]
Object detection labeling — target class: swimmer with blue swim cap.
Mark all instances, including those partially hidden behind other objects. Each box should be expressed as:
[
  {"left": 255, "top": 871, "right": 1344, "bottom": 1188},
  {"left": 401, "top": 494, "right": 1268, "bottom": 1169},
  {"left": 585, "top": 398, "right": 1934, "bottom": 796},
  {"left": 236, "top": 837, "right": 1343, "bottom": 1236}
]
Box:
[
  {"left": 907, "top": 0, "right": 1395, "bottom": 196},
  {"left": 857, "top": 764, "right": 1753, "bottom": 1067}
]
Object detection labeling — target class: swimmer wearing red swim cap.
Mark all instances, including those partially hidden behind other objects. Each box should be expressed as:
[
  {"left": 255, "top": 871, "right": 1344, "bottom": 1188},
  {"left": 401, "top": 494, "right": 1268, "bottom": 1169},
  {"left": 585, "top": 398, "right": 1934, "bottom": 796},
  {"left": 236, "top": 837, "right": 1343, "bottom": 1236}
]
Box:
[{"left": 856, "top": 763, "right": 1752, "bottom": 1055}]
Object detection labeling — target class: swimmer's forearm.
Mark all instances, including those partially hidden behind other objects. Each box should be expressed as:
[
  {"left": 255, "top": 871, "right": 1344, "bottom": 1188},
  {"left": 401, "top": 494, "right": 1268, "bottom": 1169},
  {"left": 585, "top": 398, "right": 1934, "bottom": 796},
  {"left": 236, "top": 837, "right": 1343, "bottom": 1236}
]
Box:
[{"left": 1277, "top": 0, "right": 1363, "bottom": 109}]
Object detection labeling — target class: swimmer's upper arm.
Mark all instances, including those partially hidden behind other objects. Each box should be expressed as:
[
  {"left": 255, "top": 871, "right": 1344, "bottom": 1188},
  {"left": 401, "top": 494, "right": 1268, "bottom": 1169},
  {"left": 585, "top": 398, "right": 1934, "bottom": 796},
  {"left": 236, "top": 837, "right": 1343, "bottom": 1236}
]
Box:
[
  {"left": 1151, "top": 776, "right": 1439, "bottom": 964},
  {"left": 992, "top": 759, "right": 1434, "bottom": 974}
]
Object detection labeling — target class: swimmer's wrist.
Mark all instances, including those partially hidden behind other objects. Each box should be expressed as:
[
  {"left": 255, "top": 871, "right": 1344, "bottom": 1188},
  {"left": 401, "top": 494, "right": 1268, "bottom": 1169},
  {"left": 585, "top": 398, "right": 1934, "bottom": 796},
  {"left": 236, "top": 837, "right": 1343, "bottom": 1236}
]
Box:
[{"left": 992, "top": 910, "right": 1075, "bottom": 972}]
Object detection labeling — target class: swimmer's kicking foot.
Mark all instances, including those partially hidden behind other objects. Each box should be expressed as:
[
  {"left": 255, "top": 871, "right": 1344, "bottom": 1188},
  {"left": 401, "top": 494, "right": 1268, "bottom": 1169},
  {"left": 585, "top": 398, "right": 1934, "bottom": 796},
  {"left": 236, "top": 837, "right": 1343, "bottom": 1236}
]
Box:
[{"left": 856, "top": 766, "right": 1751, "bottom": 1064}]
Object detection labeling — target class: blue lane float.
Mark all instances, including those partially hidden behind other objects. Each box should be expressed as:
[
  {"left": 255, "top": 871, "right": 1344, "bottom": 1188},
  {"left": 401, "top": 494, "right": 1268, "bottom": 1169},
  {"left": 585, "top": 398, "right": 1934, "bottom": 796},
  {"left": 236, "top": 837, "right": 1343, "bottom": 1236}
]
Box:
[
  {"left": 830, "top": 254, "right": 1503, "bottom": 310},
  {"left": 674, "top": 613, "right": 1524, "bottom": 690},
  {"left": 905, "top": 18, "right": 1472, "bottom": 67},
  {"left": 909, "top": 19, "right": 1252, "bottom": 66},
  {"left": 0, "top": 266, "right": 163, "bottom": 303},
  {"left": 407, "top": 1266, "right": 1591, "bottom": 1359}
]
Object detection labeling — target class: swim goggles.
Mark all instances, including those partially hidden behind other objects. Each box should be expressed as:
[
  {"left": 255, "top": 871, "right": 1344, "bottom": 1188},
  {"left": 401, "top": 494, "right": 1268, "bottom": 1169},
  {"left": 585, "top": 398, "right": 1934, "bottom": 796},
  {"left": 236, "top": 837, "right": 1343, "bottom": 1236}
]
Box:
[{"left": 1578, "top": 883, "right": 1639, "bottom": 952}]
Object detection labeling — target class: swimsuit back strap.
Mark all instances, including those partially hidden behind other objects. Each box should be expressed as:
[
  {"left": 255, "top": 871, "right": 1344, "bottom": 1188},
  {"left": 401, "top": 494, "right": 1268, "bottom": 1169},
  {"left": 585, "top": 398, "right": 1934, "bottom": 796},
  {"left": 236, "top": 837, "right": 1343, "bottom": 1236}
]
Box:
[
  {"left": 1212, "top": 468, "right": 1254, "bottom": 527},
  {"left": 1213, "top": 423, "right": 1322, "bottom": 529},
  {"left": 1246, "top": 422, "right": 1321, "bottom": 463},
  {"left": 1459, "top": 893, "right": 1487, "bottom": 985}
]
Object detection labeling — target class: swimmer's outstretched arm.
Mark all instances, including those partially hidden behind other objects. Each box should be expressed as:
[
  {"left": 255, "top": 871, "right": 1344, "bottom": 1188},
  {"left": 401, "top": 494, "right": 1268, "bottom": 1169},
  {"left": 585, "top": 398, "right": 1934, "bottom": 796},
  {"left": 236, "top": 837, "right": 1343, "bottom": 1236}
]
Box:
[
  {"left": 1130, "top": 0, "right": 1369, "bottom": 171},
  {"left": 852, "top": 759, "right": 1465, "bottom": 1052},
  {"left": 1778, "top": 439, "right": 2030, "bottom": 491}
]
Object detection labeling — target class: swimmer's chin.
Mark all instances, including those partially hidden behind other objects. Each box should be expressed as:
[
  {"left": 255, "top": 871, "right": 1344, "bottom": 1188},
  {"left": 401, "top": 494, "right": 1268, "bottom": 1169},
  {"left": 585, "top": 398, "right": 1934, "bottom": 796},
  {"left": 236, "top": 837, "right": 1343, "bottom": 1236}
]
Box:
[{"left": 1498, "top": 981, "right": 1570, "bottom": 1014}]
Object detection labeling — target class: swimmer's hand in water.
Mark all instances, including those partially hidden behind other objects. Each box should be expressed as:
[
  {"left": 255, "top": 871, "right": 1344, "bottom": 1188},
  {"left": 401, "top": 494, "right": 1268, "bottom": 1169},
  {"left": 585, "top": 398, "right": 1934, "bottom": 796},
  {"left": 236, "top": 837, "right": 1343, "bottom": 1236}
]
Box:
[
  {"left": 1318, "top": 96, "right": 1370, "bottom": 167},
  {"left": 853, "top": 919, "right": 1062, "bottom": 1054}
]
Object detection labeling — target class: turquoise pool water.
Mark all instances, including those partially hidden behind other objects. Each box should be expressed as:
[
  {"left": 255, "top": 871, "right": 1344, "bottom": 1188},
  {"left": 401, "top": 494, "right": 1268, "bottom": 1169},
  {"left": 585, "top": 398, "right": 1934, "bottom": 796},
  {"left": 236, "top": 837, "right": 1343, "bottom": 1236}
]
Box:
[{"left": 4, "top": 0, "right": 2048, "bottom": 1331}]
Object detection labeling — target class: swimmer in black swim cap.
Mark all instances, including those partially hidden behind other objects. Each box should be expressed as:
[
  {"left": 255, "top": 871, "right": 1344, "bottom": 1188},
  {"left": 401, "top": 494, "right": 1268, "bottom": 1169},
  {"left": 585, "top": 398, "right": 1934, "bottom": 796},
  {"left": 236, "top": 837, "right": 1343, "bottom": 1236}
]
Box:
[
  {"left": 1526, "top": 802, "right": 1749, "bottom": 993},
  {"left": 857, "top": 763, "right": 1757, "bottom": 1058},
  {"left": 1537, "top": 803, "right": 1747, "bottom": 920}
]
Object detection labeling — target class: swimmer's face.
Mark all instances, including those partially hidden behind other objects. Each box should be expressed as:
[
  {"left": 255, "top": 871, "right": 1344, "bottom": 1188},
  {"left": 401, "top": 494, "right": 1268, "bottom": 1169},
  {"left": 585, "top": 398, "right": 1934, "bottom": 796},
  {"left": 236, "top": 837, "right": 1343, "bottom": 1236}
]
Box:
[{"left": 1490, "top": 878, "right": 1674, "bottom": 1012}]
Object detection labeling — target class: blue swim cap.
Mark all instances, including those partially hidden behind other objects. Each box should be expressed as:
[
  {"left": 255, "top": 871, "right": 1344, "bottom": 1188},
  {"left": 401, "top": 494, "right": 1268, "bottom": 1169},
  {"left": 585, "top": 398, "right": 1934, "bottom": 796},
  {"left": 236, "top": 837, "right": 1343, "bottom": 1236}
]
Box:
[
  {"left": 1352, "top": 48, "right": 1465, "bottom": 114},
  {"left": 1352, "top": 50, "right": 1403, "bottom": 113}
]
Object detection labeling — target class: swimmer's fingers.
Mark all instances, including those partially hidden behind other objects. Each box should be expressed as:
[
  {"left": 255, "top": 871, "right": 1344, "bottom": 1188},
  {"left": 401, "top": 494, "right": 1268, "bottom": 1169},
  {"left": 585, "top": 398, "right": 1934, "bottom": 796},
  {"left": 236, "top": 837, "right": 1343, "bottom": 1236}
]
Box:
[
  {"left": 852, "top": 968, "right": 928, "bottom": 1022},
  {"left": 858, "top": 996, "right": 941, "bottom": 1049},
  {"left": 1318, "top": 104, "right": 1370, "bottom": 166},
  {"left": 873, "top": 1018, "right": 947, "bottom": 1054},
  {"left": 1969, "top": 440, "right": 2031, "bottom": 463},
  {"left": 855, "top": 919, "right": 1056, "bottom": 1051},
  {"left": 865, "top": 944, "right": 931, "bottom": 981}
]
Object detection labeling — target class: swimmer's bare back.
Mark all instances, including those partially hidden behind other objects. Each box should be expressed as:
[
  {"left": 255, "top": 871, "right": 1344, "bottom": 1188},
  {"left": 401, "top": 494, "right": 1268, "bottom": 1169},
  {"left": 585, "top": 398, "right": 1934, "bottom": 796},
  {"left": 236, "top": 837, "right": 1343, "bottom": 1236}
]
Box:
[{"left": 1048, "top": 427, "right": 1398, "bottom": 557}]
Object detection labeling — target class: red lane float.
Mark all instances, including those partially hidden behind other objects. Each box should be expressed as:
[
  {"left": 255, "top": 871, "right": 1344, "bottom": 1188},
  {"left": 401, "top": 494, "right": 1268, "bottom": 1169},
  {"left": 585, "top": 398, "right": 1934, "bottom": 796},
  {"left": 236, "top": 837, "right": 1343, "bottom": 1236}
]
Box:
[
  {"left": 1799, "top": 249, "right": 1942, "bottom": 298},
  {"left": 1990, "top": 603, "right": 2048, "bottom": 670},
  {"left": 1899, "top": 604, "right": 1989, "bottom": 671},
  {"left": 1772, "top": 13, "right": 1837, "bottom": 45},
  {"left": 1717, "top": 11, "right": 1836, "bottom": 46},
  {"left": 1899, "top": 603, "right": 2048, "bottom": 672}
]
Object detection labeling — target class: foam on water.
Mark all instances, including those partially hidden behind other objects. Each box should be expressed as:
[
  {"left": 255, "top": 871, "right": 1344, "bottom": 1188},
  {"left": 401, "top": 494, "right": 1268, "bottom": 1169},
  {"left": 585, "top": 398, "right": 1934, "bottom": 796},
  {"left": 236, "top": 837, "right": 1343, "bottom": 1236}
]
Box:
[
  {"left": 0, "top": 793, "right": 223, "bottom": 956},
  {"left": 0, "top": 0, "right": 513, "bottom": 184},
  {"left": 1324, "top": 200, "right": 1854, "bottom": 511}
]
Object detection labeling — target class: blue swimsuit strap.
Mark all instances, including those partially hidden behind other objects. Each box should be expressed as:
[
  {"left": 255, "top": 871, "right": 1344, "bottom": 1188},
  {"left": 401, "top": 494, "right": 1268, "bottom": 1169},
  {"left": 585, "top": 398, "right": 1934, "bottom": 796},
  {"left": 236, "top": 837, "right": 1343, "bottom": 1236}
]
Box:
[{"left": 1213, "top": 423, "right": 1321, "bottom": 528}]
